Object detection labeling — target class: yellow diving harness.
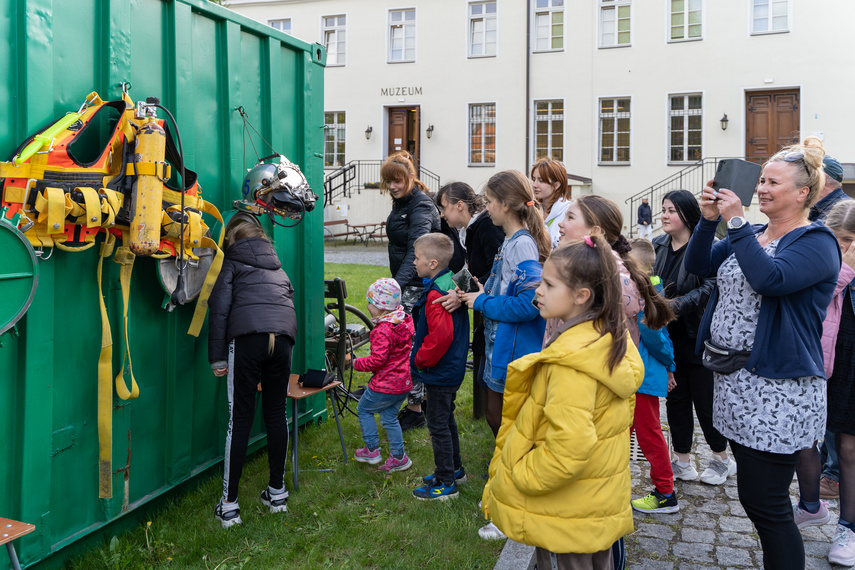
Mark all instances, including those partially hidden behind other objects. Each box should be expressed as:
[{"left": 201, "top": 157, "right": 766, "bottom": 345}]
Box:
[{"left": 0, "top": 90, "right": 225, "bottom": 498}]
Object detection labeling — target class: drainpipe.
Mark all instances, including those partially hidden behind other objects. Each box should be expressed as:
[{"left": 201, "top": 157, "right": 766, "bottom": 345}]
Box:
[{"left": 525, "top": 0, "right": 531, "bottom": 172}]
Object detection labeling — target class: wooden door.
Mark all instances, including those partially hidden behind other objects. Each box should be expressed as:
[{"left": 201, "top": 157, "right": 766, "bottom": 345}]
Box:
[
  {"left": 746, "top": 89, "right": 800, "bottom": 163},
  {"left": 386, "top": 106, "right": 420, "bottom": 173}
]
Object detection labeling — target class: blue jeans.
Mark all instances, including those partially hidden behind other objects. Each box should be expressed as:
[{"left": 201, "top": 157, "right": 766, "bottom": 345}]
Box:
[
  {"left": 821, "top": 430, "right": 840, "bottom": 482},
  {"left": 357, "top": 388, "right": 408, "bottom": 457}
]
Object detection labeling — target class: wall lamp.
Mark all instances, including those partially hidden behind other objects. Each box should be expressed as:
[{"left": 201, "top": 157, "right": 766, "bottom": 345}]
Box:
[
  {"left": 720, "top": 113, "right": 729, "bottom": 131},
  {"left": 364, "top": 125, "right": 373, "bottom": 140},
  {"left": 426, "top": 124, "right": 434, "bottom": 139}
]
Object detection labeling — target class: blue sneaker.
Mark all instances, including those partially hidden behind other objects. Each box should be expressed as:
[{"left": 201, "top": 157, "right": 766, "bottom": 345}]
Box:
[
  {"left": 423, "top": 467, "right": 467, "bottom": 486},
  {"left": 412, "top": 482, "right": 458, "bottom": 501}
]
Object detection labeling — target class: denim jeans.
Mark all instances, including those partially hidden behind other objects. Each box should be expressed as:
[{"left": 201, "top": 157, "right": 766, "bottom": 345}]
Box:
[
  {"left": 357, "top": 388, "right": 408, "bottom": 457},
  {"left": 424, "top": 384, "right": 463, "bottom": 486},
  {"left": 821, "top": 430, "right": 840, "bottom": 482}
]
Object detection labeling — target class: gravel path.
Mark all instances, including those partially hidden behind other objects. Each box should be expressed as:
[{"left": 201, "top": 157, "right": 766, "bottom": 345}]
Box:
[{"left": 324, "top": 243, "right": 389, "bottom": 266}]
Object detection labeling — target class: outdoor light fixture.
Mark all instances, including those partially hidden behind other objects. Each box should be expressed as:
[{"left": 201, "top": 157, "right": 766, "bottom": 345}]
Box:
[
  {"left": 426, "top": 124, "right": 434, "bottom": 139},
  {"left": 720, "top": 114, "right": 729, "bottom": 131},
  {"left": 364, "top": 126, "right": 372, "bottom": 140}
]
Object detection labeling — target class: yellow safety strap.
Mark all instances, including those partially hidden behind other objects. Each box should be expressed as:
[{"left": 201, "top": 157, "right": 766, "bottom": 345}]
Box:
[
  {"left": 96, "top": 233, "right": 116, "bottom": 499},
  {"left": 188, "top": 235, "right": 224, "bottom": 337},
  {"left": 201, "top": 199, "right": 225, "bottom": 248},
  {"left": 113, "top": 239, "right": 139, "bottom": 401},
  {"left": 79, "top": 186, "right": 101, "bottom": 229},
  {"left": 125, "top": 161, "right": 171, "bottom": 179}
]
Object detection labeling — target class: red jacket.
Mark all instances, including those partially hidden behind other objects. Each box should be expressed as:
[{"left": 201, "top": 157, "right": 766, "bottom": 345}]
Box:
[{"left": 353, "top": 315, "right": 415, "bottom": 394}]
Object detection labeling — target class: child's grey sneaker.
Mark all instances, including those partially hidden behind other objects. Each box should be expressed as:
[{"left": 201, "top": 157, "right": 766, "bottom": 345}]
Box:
[
  {"left": 671, "top": 458, "right": 699, "bottom": 481},
  {"left": 478, "top": 521, "right": 507, "bottom": 540},
  {"left": 214, "top": 500, "right": 242, "bottom": 528},
  {"left": 260, "top": 488, "right": 289, "bottom": 513},
  {"left": 699, "top": 458, "right": 736, "bottom": 485}
]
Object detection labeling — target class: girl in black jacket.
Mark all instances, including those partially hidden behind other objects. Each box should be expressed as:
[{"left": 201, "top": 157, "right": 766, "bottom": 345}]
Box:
[
  {"left": 208, "top": 222, "right": 297, "bottom": 527},
  {"left": 381, "top": 152, "right": 441, "bottom": 429}
]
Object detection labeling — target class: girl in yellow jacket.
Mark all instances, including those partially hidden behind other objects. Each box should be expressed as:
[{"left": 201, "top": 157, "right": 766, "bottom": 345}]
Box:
[{"left": 481, "top": 235, "right": 644, "bottom": 569}]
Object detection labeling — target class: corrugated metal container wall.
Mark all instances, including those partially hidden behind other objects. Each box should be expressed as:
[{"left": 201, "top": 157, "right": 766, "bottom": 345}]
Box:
[{"left": 0, "top": 1, "right": 326, "bottom": 566}]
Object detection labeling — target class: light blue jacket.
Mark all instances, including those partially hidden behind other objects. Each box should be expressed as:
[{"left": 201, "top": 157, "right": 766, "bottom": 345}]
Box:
[{"left": 636, "top": 311, "right": 676, "bottom": 398}]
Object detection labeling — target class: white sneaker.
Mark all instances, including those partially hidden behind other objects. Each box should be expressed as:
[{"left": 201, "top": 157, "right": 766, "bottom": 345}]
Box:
[
  {"left": 478, "top": 521, "right": 507, "bottom": 540},
  {"left": 699, "top": 458, "right": 737, "bottom": 485},
  {"left": 829, "top": 524, "right": 855, "bottom": 567},
  {"left": 671, "top": 458, "right": 699, "bottom": 481}
]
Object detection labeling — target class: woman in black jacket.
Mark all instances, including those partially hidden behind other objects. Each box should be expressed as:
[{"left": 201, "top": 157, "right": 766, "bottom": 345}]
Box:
[
  {"left": 436, "top": 181, "right": 505, "bottom": 418},
  {"left": 208, "top": 222, "right": 296, "bottom": 527},
  {"left": 653, "top": 190, "right": 733, "bottom": 486},
  {"left": 381, "top": 152, "right": 440, "bottom": 430}
]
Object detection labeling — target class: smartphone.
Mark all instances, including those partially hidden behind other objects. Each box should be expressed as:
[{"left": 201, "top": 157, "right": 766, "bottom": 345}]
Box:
[
  {"left": 712, "top": 159, "right": 762, "bottom": 207},
  {"left": 452, "top": 267, "right": 477, "bottom": 293}
]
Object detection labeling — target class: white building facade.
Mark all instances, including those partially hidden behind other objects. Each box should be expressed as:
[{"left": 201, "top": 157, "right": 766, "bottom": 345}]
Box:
[{"left": 229, "top": 0, "right": 855, "bottom": 230}]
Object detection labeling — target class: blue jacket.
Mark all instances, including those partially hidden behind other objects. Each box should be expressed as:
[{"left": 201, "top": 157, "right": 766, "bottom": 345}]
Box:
[
  {"left": 411, "top": 269, "right": 470, "bottom": 386},
  {"left": 685, "top": 216, "right": 840, "bottom": 379},
  {"left": 637, "top": 312, "right": 676, "bottom": 398},
  {"left": 474, "top": 259, "right": 546, "bottom": 381}
]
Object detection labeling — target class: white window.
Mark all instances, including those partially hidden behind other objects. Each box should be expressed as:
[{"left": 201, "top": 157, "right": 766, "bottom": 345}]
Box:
[
  {"left": 469, "top": 103, "right": 496, "bottom": 165},
  {"left": 533, "top": 0, "right": 564, "bottom": 52},
  {"left": 324, "top": 111, "right": 346, "bottom": 167},
  {"left": 670, "top": 0, "right": 702, "bottom": 41},
  {"left": 669, "top": 94, "right": 702, "bottom": 164},
  {"left": 534, "top": 100, "right": 564, "bottom": 162},
  {"left": 269, "top": 19, "right": 291, "bottom": 34},
  {"left": 388, "top": 9, "right": 416, "bottom": 63},
  {"left": 323, "top": 15, "right": 346, "bottom": 66},
  {"left": 469, "top": 2, "right": 497, "bottom": 58},
  {"left": 752, "top": 0, "right": 789, "bottom": 33},
  {"left": 598, "top": 98, "right": 631, "bottom": 164},
  {"left": 600, "top": 0, "right": 631, "bottom": 47}
]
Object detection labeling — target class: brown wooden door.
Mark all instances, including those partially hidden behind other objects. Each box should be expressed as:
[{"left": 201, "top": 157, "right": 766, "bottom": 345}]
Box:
[
  {"left": 387, "top": 106, "right": 420, "bottom": 173},
  {"left": 746, "top": 89, "right": 800, "bottom": 163}
]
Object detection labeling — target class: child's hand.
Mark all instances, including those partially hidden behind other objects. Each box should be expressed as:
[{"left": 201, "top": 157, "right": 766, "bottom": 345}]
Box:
[
  {"left": 432, "top": 290, "right": 462, "bottom": 312},
  {"left": 457, "top": 279, "right": 485, "bottom": 308},
  {"left": 842, "top": 241, "right": 855, "bottom": 272},
  {"left": 213, "top": 368, "right": 228, "bottom": 377},
  {"left": 667, "top": 371, "right": 677, "bottom": 392}
]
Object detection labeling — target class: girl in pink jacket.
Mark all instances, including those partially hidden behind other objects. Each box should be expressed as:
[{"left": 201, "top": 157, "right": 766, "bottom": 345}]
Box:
[{"left": 352, "top": 278, "right": 415, "bottom": 473}]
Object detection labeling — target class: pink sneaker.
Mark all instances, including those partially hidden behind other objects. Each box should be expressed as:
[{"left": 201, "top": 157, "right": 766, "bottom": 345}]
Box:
[
  {"left": 378, "top": 454, "right": 412, "bottom": 472},
  {"left": 829, "top": 524, "right": 855, "bottom": 567},
  {"left": 354, "top": 447, "right": 382, "bottom": 465},
  {"left": 792, "top": 500, "right": 830, "bottom": 529}
]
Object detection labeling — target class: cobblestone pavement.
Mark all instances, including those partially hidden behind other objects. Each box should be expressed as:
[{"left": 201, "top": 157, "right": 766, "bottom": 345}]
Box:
[
  {"left": 324, "top": 243, "right": 389, "bottom": 266},
  {"left": 627, "top": 401, "right": 843, "bottom": 569}
]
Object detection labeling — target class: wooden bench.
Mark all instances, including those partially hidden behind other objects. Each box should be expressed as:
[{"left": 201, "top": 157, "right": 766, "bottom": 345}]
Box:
[
  {"left": 1, "top": 517, "right": 35, "bottom": 570},
  {"left": 323, "top": 219, "right": 359, "bottom": 245}
]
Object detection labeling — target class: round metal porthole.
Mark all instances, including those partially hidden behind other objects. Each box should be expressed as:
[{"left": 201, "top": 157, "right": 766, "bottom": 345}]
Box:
[{"left": 0, "top": 220, "right": 39, "bottom": 335}]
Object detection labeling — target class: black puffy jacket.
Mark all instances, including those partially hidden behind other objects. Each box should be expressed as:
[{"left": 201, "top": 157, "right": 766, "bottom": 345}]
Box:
[
  {"left": 386, "top": 189, "right": 440, "bottom": 289},
  {"left": 208, "top": 237, "right": 297, "bottom": 367}
]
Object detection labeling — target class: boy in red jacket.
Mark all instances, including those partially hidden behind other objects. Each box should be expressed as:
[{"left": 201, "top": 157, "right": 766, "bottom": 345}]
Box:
[{"left": 353, "top": 278, "right": 415, "bottom": 472}]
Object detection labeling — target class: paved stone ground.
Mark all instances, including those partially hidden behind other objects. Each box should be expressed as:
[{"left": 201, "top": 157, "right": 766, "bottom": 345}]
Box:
[
  {"left": 626, "top": 400, "right": 844, "bottom": 569},
  {"left": 323, "top": 242, "right": 389, "bottom": 267}
]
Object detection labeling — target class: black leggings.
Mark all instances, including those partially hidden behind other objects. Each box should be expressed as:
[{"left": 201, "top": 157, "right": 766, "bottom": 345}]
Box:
[
  {"left": 223, "top": 333, "right": 293, "bottom": 503},
  {"left": 731, "top": 440, "right": 803, "bottom": 570},
  {"left": 666, "top": 358, "right": 728, "bottom": 454}
]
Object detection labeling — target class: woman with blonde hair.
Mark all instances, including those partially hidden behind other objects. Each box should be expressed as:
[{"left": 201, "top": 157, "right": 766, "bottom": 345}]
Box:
[{"left": 686, "top": 136, "right": 841, "bottom": 569}]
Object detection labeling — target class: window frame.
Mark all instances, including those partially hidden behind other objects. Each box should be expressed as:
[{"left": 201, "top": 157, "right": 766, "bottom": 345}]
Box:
[
  {"left": 598, "top": 0, "right": 632, "bottom": 49},
  {"left": 597, "top": 96, "right": 632, "bottom": 166},
  {"left": 323, "top": 110, "right": 346, "bottom": 169},
  {"left": 667, "top": 0, "right": 703, "bottom": 43},
  {"left": 468, "top": 1, "right": 498, "bottom": 59},
  {"left": 321, "top": 14, "right": 347, "bottom": 67},
  {"left": 268, "top": 19, "right": 291, "bottom": 35},
  {"left": 533, "top": 99, "right": 565, "bottom": 163},
  {"left": 750, "top": 0, "right": 791, "bottom": 35},
  {"left": 667, "top": 92, "right": 704, "bottom": 166},
  {"left": 387, "top": 7, "right": 417, "bottom": 64},
  {"left": 532, "top": 0, "right": 565, "bottom": 53},
  {"left": 468, "top": 102, "right": 497, "bottom": 167}
]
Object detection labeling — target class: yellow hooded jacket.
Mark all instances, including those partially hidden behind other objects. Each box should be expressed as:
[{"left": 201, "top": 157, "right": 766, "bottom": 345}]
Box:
[{"left": 481, "top": 319, "right": 644, "bottom": 554}]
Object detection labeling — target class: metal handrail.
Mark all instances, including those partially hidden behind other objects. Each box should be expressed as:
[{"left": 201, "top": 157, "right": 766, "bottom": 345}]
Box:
[
  {"left": 324, "top": 160, "right": 442, "bottom": 207},
  {"left": 626, "top": 156, "right": 769, "bottom": 236}
]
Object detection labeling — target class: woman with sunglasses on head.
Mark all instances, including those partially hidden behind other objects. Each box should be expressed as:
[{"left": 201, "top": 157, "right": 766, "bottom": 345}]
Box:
[{"left": 685, "top": 136, "right": 841, "bottom": 569}]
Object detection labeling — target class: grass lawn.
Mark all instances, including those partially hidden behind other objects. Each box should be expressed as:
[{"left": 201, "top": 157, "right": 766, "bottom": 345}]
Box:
[{"left": 68, "top": 262, "right": 502, "bottom": 569}]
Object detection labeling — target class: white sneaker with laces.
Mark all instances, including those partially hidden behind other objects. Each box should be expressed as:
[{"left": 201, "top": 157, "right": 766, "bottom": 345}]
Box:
[
  {"left": 671, "top": 458, "right": 698, "bottom": 481},
  {"left": 830, "top": 524, "right": 855, "bottom": 566},
  {"left": 699, "top": 458, "right": 737, "bottom": 485},
  {"left": 478, "top": 521, "right": 507, "bottom": 541}
]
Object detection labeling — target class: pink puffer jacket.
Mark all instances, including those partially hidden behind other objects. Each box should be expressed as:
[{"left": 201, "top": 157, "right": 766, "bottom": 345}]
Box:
[
  {"left": 821, "top": 262, "right": 855, "bottom": 378},
  {"left": 353, "top": 316, "right": 415, "bottom": 394}
]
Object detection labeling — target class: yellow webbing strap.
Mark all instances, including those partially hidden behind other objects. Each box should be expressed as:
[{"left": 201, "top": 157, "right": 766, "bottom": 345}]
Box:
[
  {"left": 113, "top": 241, "right": 140, "bottom": 401},
  {"left": 187, "top": 235, "right": 224, "bottom": 337},
  {"left": 125, "top": 162, "right": 171, "bottom": 179},
  {"left": 79, "top": 186, "right": 101, "bottom": 229},
  {"left": 0, "top": 162, "right": 32, "bottom": 179},
  {"left": 201, "top": 199, "right": 225, "bottom": 248},
  {"left": 97, "top": 233, "right": 116, "bottom": 499}
]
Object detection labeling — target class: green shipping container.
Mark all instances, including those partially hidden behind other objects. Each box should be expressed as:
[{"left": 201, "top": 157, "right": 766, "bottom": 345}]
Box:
[{"left": 0, "top": 1, "right": 326, "bottom": 567}]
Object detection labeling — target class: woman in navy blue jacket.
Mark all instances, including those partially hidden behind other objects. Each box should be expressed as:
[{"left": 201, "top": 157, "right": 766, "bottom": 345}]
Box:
[{"left": 685, "top": 136, "right": 841, "bottom": 570}]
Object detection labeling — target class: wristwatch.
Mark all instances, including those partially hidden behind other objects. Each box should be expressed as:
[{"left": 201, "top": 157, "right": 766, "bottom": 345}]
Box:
[{"left": 727, "top": 216, "right": 748, "bottom": 230}]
